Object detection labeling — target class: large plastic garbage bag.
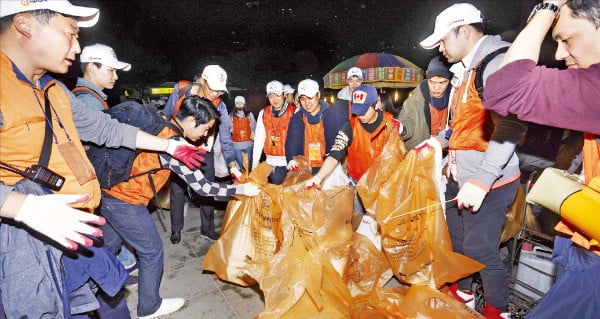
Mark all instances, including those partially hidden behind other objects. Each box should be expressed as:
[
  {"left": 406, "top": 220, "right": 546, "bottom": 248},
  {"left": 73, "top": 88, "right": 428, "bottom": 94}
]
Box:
[
  {"left": 344, "top": 233, "right": 393, "bottom": 297},
  {"left": 202, "top": 163, "right": 283, "bottom": 286},
  {"left": 246, "top": 161, "right": 355, "bottom": 318},
  {"left": 357, "top": 134, "right": 484, "bottom": 288}
]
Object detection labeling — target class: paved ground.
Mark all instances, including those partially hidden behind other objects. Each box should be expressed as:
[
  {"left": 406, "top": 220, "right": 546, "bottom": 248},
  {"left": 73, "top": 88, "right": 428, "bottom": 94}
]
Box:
[{"left": 125, "top": 201, "right": 265, "bottom": 319}]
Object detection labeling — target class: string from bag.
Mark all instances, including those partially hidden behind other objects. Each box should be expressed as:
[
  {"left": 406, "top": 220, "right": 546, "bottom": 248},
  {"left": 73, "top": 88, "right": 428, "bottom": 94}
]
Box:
[{"left": 387, "top": 198, "right": 458, "bottom": 221}]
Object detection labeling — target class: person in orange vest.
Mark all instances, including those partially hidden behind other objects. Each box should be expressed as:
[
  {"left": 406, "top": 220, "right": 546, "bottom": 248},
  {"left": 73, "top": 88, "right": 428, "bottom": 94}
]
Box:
[
  {"left": 305, "top": 85, "right": 401, "bottom": 208},
  {"left": 73, "top": 43, "right": 139, "bottom": 286},
  {"left": 419, "top": 3, "right": 528, "bottom": 318},
  {"left": 285, "top": 79, "right": 348, "bottom": 175},
  {"left": 332, "top": 66, "right": 364, "bottom": 120},
  {"left": 0, "top": 1, "right": 205, "bottom": 317},
  {"left": 283, "top": 84, "right": 296, "bottom": 105},
  {"left": 252, "top": 80, "right": 297, "bottom": 184},
  {"left": 230, "top": 96, "right": 256, "bottom": 170},
  {"left": 164, "top": 65, "right": 240, "bottom": 243},
  {"left": 397, "top": 56, "right": 452, "bottom": 149},
  {"left": 73, "top": 43, "right": 131, "bottom": 111},
  {"left": 483, "top": 0, "right": 600, "bottom": 317},
  {"left": 99, "top": 96, "right": 260, "bottom": 318}
]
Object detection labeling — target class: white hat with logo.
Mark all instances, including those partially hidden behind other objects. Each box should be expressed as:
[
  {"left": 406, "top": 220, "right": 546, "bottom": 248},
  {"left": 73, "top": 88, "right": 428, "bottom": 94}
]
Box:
[
  {"left": 80, "top": 44, "right": 131, "bottom": 71},
  {"left": 266, "top": 80, "right": 284, "bottom": 96},
  {"left": 297, "top": 79, "right": 320, "bottom": 98},
  {"left": 347, "top": 67, "right": 363, "bottom": 80},
  {"left": 420, "top": 3, "right": 483, "bottom": 50},
  {"left": 202, "top": 65, "right": 228, "bottom": 92},
  {"left": 283, "top": 84, "right": 295, "bottom": 94},
  {"left": 234, "top": 96, "right": 246, "bottom": 104},
  {"left": 0, "top": 0, "right": 99, "bottom": 28}
]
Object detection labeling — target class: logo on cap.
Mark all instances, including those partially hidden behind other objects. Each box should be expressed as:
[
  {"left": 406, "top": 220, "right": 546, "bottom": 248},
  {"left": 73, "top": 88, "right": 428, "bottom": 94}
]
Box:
[{"left": 353, "top": 91, "right": 367, "bottom": 104}]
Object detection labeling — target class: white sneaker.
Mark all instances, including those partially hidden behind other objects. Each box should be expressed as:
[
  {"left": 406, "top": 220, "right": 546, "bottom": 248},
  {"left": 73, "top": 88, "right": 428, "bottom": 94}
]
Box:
[{"left": 138, "top": 298, "right": 185, "bottom": 318}]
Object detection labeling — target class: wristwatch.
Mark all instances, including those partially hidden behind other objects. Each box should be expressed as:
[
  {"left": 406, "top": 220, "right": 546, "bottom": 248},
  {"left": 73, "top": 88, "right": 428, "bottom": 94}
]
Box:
[{"left": 527, "top": 2, "right": 561, "bottom": 23}]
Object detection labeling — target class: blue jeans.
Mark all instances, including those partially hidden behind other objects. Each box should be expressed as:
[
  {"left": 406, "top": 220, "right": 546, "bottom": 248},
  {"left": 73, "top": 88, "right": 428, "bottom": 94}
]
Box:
[
  {"left": 445, "top": 177, "right": 519, "bottom": 310},
  {"left": 116, "top": 244, "right": 136, "bottom": 269},
  {"left": 234, "top": 146, "right": 253, "bottom": 171},
  {"left": 100, "top": 194, "right": 164, "bottom": 317},
  {"left": 269, "top": 166, "right": 288, "bottom": 185}
]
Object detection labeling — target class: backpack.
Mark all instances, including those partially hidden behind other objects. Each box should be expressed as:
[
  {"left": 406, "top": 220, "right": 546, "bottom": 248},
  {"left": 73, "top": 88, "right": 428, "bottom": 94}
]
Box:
[
  {"left": 473, "top": 46, "right": 509, "bottom": 100},
  {"left": 86, "top": 101, "right": 181, "bottom": 188}
]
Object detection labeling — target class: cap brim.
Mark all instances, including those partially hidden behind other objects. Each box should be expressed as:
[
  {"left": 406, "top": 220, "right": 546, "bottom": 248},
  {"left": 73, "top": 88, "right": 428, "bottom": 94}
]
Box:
[
  {"left": 298, "top": 90, "right": 318, "bottom": 98},
  {"left": 54, "top": 4, "right": 100, "bottom": 28},
  {"left": 208, "top": 83, "right": 228, "bottom": 92},
  {"left": 420, "top": 32, "right": 443, "bottom": 50},
  {"left": 350, "top": 104, "right": 369, "bottom": 115},
  {"left": 114, "top": 61, "right": 132, "bottom": 71}
]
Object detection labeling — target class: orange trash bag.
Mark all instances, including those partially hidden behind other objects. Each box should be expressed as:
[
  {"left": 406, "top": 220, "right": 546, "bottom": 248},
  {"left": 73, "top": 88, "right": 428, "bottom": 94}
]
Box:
[
  {"left": 354, "top": 285, "right": 484, "bottom": 319},
  {"left": 357, "top": 137, "right": 484, "bottom": 289},
  {"left": 202, "top": 162, "right": 284, "bottom": 286},
  {"left": 246, "top": 160, "right": 355, "bottom": 318},
  {"left": 344, "top": 233, "right": 393, "bottom": 298}
]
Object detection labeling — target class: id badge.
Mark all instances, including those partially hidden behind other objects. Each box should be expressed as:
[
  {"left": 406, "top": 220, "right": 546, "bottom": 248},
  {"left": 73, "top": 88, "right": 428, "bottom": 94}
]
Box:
[
  {"left": 270, "top": 136, "right": 281, "bottom": 149},
  {"left": 308, "top": 142, "right": 322, "bottom": 163},
  {"left": 57, "top": 141, "right": 96, "bottom": 185}
]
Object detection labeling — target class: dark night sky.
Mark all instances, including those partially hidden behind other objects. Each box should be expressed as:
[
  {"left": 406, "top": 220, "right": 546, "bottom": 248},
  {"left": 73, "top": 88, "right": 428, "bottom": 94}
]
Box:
[{"left": 70, "top": 0, "right": 544, "bottom": 91}]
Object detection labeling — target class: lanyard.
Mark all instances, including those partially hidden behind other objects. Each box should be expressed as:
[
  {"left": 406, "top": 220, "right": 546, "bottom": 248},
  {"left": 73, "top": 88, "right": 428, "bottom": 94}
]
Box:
[{"left": 31, "top": 83, "right": 73, "bottom": 145}]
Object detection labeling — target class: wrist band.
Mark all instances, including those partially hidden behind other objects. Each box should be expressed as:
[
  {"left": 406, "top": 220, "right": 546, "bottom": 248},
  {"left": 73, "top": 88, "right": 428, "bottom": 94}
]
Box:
[{"left": 527, "top": 2, "right": 560, "bottom": 23}]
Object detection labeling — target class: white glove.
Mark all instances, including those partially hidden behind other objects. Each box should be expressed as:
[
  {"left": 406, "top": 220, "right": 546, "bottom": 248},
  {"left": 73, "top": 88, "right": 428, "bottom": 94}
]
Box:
[
  {"left": 230, "top": 166, "right": 242, "bottom": 182},
  {"left": 287, "top": 159, "right": 298, "bottom": 171},
  {"left": 305, "top": 176, "right": 322, "bottom": 189},
  {"left": 237, "top": 182, "right": 260, "bottom": 197},
  {"left": 456, "top": 181, "right": 488, "bottom": 212},
  {"left": 414, "top": 136, "right": 441, "bottom": 150},
  {"left": 14, "top": 194, "right": 105, "bottom": 250}
]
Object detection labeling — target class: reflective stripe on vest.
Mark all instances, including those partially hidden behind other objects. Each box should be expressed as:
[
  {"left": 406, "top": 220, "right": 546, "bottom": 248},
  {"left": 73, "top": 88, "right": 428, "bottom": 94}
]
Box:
[{"left": 347, "top": 112, "right": 395, "bottom": 181}]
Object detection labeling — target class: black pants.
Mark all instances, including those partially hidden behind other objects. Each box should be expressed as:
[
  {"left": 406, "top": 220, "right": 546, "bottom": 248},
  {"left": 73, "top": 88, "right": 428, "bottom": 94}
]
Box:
[{"left": 170, "top": 150, "right": 216, "bottom": 234}]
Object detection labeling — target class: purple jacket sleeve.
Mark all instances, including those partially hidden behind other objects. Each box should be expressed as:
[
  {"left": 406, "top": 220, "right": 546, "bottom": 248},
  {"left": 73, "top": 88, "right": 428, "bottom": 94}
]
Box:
[{"left": 483, "top": 59, "right": 600, "bottom": 135}]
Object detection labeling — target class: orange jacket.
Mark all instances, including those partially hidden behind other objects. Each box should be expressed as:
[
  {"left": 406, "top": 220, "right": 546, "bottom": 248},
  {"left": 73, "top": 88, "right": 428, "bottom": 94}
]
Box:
[
  {"left": 347, "top": 112, "right": 395, "bottom": 181},
  {"left": 0, "top": 53, "right": 100, "bottom": 210},
  {"left": 262, "top": 105, "right": 296, "bottom": 156},
  {"left": 103, "top": 122, "right": 179, "bottom": 205}
]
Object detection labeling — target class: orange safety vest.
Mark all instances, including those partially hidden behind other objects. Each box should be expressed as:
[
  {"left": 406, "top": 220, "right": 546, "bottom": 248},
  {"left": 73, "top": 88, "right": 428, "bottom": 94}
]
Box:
[
  {"left": 172, "top": 81, "right": 221, "bottom": 116},
  {"left": 103, "top": 122, "right": 179, "bottom": 205},
  {"left": 262, "top": 104, "right": 296, "bottom": 156},
  {"left": 429, "top": 105, "right": 449, "bottom": 136},
  {"left": 448, "top": 69, "right": 494, "bottom": 151},
  {"left": 302, "top": 115, "right": 326, "bottom": 168},
  {"left": 232, "top": 115, "right": 252, "bottom": 142},
  {"left": 0, "top": 53, "right": 100, "bottom": 210},
  {"left": 72, "top": 86, "right": 109, "bottom": 110},
  {"left": 347, "top": 112, "right": 395, "bottom": 181}
]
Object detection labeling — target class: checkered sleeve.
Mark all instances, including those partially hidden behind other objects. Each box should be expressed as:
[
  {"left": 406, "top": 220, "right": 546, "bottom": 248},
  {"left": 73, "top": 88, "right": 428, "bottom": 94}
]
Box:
[{"left": 159, "top": 152, "right": 237, "bottom": 198}]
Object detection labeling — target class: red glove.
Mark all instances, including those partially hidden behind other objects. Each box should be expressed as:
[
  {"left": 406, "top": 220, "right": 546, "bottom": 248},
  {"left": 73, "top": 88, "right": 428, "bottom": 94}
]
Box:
[{"left": 167, "top": 139, "right": 206, "bottom": 169}]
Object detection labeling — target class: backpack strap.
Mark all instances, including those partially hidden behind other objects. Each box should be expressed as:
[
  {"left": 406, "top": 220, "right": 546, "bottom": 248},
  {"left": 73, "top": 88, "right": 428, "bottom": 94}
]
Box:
[
  {"left": 72, "top": 86, "right": 109, "bottom": 110},
  {"left": 474, "top": 46, "right": 509, "bottom": 100}
]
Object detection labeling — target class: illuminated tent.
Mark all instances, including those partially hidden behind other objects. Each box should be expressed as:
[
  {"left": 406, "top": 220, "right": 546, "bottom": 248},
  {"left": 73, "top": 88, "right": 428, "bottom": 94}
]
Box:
[{"left": 323, "top": 53, "right": 423, "bottom": 89}]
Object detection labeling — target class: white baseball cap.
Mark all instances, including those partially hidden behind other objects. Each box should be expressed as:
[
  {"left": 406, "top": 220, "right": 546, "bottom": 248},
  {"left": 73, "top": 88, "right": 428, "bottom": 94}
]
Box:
[
  {"left": 283, "top": 84, "right": 295, "bottom": 94},
  {"left": 347, "top": 67, "right": 363, "bottom": 80},
  {"left": 0, "top": 0, "right": 99, "bottom": 28},
  {"left": 420, "top": 3, "right": 483, "bottom": 50},
  {"left": 234, "top": 96, "right": 246, "bottom": 104},
  {"left": 80, "top": 44, "right": 131, "bottom": 71},
  {"left": 202, "top": 65, "right": 228, "bottom": 92},
  {"left": 266, "top": 80, "right": 284, "bottom": 96},
  {"left": 297, "top": 79, "right": 319, "bottom": 98}
]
